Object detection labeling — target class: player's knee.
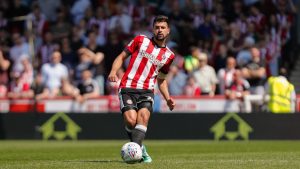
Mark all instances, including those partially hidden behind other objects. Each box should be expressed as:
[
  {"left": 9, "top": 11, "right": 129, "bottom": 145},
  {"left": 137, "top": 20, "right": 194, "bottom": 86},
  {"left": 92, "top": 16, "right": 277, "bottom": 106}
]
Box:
[
  {"left": 124, "top": 112, "right": 137, "bottom": 128},
  {"left": 138, "top": 112, "right": 150, "bottom": 125}
]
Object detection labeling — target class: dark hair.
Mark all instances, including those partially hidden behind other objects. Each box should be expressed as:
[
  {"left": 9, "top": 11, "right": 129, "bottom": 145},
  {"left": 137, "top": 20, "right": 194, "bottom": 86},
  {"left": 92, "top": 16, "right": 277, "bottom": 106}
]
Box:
[
  {"left": 153, "top": 15, "right": 169, "bottom": 27},
  {"left": 279, "top": 67, "right": 288, "bottom": 77}
]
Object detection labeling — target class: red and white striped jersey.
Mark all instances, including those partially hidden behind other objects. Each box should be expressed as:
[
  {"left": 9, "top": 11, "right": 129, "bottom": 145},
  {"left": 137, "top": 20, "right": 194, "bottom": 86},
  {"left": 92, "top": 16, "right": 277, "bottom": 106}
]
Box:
[{"left": 120, "top": 35, "right": 175, "bottom": 90}]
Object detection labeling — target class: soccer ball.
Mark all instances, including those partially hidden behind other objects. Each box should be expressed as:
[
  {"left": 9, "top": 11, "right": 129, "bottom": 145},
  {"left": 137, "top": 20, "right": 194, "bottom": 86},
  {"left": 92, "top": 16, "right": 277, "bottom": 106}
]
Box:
[{"left": 120, "top": 142, "right": 142, "bottom": 164}]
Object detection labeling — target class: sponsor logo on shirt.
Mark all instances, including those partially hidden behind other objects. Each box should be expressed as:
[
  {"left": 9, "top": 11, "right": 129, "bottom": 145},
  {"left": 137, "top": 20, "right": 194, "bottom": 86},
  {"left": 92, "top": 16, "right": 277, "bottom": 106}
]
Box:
[{"left": 139, "top": 50, "right": 164, "bottom": 67}]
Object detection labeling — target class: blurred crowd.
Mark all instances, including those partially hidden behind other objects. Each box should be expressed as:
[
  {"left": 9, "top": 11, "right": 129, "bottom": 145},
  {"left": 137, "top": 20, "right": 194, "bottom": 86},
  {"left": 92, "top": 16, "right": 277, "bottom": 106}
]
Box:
[{"left": 0, "top": 0, "right": 298, "bottom": 102}]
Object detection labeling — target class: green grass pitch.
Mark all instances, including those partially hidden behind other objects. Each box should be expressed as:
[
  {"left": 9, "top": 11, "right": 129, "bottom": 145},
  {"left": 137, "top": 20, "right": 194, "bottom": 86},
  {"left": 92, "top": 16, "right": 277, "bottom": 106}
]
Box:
[{"left": 1, "top": 140, "right": 300, "bottom": 169}]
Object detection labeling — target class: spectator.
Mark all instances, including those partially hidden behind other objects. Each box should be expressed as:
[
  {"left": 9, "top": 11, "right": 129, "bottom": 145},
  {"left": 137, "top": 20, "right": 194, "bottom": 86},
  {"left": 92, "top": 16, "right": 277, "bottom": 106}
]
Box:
[
  {"left": 74, "top": 47, "right": 104, "bottom": 87},
  {"left": 20, "top": 57, "right": 34, "bottom": 86},
  {"left": 9, "top": 33, "right": 30, "bottom": 73},
  {"left": 193, "top": 52, "right": 218, "bottom": 96},
  {"left": 7, "top": 71, "right": 31, "bottom": 99},
  {"left": 70, "top": 25, "right": 84, "bottom": 52},
  {"left": 166, "top": 65, "right": 187, "bottom": 96},
  {"left": 0, "top": 50, "right": 10, "bottom": 84},
  {"left": 38, "top": 32, "right": 59, "bottom": 65},
  {"left": 60, "top": 77, "right": 79, "bottom": 98},
  {"left": 197, "top": 13, "right": 214, "bottom": 41},
  {"left": 169, "top": 44, "right": 184, "bottom": 70},
  {"left": 275, "top": 0, "right": 296, "bottom": 69},
  {"left": 84, "top": 31, "right": 104, "bottom": 51},
  {"left": 0, "top": 29, "right": 10, "bottom": 55},
  {"left": 108, "top": 3, "right": 133, "bottom": 35},
  {"left": 30, "top": 72, "right": 45, "bottom": 98},
  {"left": 130, "top": 0, "right": 149, "bottom": 22},
  {"left": 75, "top": 69, "right": 99, "bottom": 103},
  {"left": 88, "top": 6, "right": 109, "bottom": 46},
  {"left": 9, "top": 58, "right": 34, "bottom": 99},
  {"left": 264, "top": 67, "right": 296, "bottom": 113},
  {"left": 0, "top": 50, "right": 10, "bottom": 97},
  {"left": 247, "top": 3, "right": 266, "bottom": 34},
  {"left": 84, "top": 25, "right": 104, "bottom": 47},
  {"left": 103, "top": 32, "right": 124, "bottom": 78},
  {"left": 214, "top": 43, "right": 229, "bottom": 72},
  {"left": 70, "top": 0, "right": 91, "bottom": 24},
  {"left": 236, "top": 36, "right": 255, "bottom": 67},
  {"left": 84, "top": 31, "right": 106, "bottom": 93},
  {"left": 37, "top": 0, "right": 61, "bottom": 22},
  {"left": 234, "top": 12, "right": 248, "bottom": 34},
  {"left": 262, "top": 31, "right": 280, "bottom": 77},
  {"left": 132, "top": 20, "right": 152, "bottom": 38},
  {"left": 183, "top": 76, "right": 201, "bottom": 96},
  {"left": 227, "top": 25, "right": 244, "bottom": 56},
  {"left": 36, "top": 51, "right": 68, "bottom": 100},
  {"left": 217, "top": 56, "right": 237, "bottom": 94},
  {"left": 26, "top": 2, "right": 48, "bottom": 50},
  {"left": 168, "top": 1, "right": 194, "bottom": 55},
  {"left": 83, "top": 5, "right": 93, "bottom": 22},
  {"left": 241, "top": 47, "right": 266, "bottom": 95},
  {"left": 226, "top": 0, "right": 244, "bottom": 22},
  {"left": 60, "top": 37, "right": 78, "bottom": 72},
  {"left": 184, "top": 47, "right": 200, "bottom": 74},
  {"left": 225, "top": 69, "right": 250, "bottom": 100},
  {"left": 265, "top": 13, "right": 282, "bottom": 73},
  {"left": 50, "top": 6, "right": 71, "bottom": 41},
  {"left": 0, "top": 11, "right": 8, "bottom": 31},
  {"left": 0, "top": 83, "right": 7, "bottom": 98}
]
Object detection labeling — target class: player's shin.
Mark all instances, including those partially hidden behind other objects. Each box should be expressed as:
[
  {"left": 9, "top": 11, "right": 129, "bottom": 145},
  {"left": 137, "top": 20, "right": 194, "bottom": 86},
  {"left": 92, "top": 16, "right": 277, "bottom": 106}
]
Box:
[
  {"left": 131, "top": 124, "right": 147, "bottom": 146},
  {"left": 125, "top": 126, "right": 133, "bottom": 141}
]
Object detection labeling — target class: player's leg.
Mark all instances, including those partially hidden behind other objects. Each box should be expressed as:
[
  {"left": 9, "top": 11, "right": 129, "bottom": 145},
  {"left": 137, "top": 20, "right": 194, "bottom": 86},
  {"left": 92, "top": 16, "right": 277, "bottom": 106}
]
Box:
[
  {"left": 131, "top": 103, "right": 151, "bottom": 146},
  {"left": 123, "top": 110, "right": 138, "bottom": 141},
  {"left": 131, "top": 90, "right": 154, "bottom": 146},
  {"left": 134, "top": 101, "right": 153, "bottom": 163},
  {"left": 119, "top": 89, "right": 138, "bottom": 141}
]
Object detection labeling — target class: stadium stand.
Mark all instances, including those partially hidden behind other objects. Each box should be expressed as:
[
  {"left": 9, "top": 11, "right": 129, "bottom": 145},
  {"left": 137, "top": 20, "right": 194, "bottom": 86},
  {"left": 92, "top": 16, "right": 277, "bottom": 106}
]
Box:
[{"left": 0, "top": 0, "right": 299, "bottom": 113}]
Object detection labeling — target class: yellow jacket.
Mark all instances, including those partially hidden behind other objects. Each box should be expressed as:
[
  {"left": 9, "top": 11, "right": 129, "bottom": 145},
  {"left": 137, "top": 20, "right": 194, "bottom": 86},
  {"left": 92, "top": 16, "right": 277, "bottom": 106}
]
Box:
[{"left": 267, "top": 76, "right": 295, "bottom": 113}]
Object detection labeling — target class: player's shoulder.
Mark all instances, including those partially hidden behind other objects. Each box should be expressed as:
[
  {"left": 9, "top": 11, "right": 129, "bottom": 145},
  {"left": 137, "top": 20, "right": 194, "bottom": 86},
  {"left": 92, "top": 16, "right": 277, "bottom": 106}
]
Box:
[{"left": 165, "top": 46, "right": 175, "bottom": 59}]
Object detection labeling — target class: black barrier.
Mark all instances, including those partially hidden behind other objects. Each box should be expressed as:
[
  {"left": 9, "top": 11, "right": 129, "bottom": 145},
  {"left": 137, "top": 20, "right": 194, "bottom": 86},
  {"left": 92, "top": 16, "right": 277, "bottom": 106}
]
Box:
[{"left": 1, "top": 113, "right": 300, "bottom": 140}]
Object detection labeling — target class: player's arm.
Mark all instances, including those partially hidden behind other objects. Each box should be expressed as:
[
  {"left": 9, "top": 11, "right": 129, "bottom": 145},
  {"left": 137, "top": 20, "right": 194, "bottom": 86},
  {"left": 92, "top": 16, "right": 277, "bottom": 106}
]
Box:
[
  {"left": 157, "top": 73, "right": 175, "bottom": 111},
  {"left": 108, "top": 51, "right": 129, "bottom": 82}
]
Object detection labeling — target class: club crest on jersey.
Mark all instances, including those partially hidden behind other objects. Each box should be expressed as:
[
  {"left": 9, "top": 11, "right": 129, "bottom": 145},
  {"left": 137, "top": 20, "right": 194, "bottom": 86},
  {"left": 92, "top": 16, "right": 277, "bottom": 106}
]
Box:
[
  {"left": 139, "top": 50, "right": 164, "bottom": 67},
  {"left": 127, "top": 99, "right": 133, "bottom": 104}
]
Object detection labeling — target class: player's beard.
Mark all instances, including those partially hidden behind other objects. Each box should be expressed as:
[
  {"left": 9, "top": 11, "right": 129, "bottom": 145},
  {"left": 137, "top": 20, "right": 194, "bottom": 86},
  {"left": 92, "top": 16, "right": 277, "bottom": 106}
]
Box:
[{"left": 154, "top": 33, "right": 167, "bottom": 41}]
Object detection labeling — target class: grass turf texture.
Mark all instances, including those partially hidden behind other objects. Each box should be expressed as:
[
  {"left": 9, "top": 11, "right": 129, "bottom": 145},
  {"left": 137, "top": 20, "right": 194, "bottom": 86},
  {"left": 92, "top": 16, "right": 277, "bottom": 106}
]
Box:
[{"left": 1, "top": 140, "right": 300, "bottom": 169}]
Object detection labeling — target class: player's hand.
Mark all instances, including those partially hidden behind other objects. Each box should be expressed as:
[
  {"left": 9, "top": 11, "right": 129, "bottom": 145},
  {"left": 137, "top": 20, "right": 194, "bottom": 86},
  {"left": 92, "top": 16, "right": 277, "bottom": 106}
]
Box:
[
  {"left": 167, "top": 98, "right": 175, "bottom": 111},
  {"left": 108, "top": 72, "right": 118, "bottom": 82}
]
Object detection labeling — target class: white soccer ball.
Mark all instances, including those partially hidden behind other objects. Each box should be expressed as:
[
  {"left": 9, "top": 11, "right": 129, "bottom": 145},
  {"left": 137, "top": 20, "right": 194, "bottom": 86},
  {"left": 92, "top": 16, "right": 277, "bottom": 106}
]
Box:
[{"left": 120, "top": 142, "right": 142, "bottom": 164}]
